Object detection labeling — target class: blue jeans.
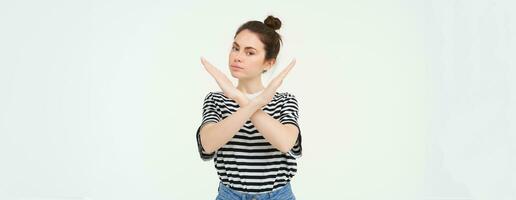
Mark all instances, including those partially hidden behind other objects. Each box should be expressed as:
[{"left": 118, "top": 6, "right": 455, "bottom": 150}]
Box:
[{"left": 216, "top": 181, "right": 296, "bottom": 200}]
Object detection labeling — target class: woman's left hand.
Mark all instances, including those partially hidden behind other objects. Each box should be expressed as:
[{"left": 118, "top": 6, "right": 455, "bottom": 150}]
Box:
[{"left": 253, "top": 59, "right": 296, "bottom": 107}]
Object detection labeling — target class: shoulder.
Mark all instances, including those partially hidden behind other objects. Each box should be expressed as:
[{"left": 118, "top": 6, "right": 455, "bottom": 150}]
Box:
[
  {"left": 205, "top": 91, "right": 223, "bottom": 97},
  {"left": 204, "top": 91, "right": 230, "bottom": 102},
  {"left": 274, "top": 91, "right": 298, "bottom": 105},
  {"left": 276, "top": 91, "right": 297, "bottom": 99}
]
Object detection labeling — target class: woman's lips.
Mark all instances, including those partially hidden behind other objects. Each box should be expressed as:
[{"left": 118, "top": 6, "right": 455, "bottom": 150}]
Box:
[{"left": 231, "top": 65, "right": 243, "bottom": 70}]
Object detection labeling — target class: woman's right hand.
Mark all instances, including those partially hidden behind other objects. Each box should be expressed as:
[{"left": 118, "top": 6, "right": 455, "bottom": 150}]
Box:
[{"left": 201, "top": 57, "right": 246, "bottom": 103}]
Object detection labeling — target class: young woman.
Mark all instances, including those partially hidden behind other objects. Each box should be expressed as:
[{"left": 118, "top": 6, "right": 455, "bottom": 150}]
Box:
[{"left": 196, "top": 15, "right": 302, "bottom": 200}]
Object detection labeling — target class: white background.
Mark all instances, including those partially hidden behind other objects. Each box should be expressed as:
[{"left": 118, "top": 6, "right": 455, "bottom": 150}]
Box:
[{"left": 0, "top": 0, "right": 514, "bottom": 199}]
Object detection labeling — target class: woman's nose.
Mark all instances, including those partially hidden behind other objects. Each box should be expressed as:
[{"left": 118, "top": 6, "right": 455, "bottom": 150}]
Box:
[{"left": 234, "top": 52, "right": 244, "bottom": 62}]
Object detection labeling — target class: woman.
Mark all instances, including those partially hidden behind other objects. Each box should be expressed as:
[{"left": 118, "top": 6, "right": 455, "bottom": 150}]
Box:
[{"left": 196, "top": 15, "right": 302, "bottom": 200}]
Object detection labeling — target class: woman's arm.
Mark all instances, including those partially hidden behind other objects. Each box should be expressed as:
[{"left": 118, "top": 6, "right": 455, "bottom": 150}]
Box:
[
  {"left": 237, "top": 97, "right": 299, "bottom": 153},
  {"left": 251, "top": 111, "right": 299, "bottom": 153},
  {"left": 198, "top": 57, "right": 297, "bottom": 154},
  {"left": 199, "top": 99, "right": 263, "bottom": 154}
]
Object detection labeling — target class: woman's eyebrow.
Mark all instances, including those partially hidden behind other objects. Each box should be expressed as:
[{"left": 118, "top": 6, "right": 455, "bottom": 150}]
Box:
[{"left": 233, "top": 42, "right": 257, "bottom": 51}]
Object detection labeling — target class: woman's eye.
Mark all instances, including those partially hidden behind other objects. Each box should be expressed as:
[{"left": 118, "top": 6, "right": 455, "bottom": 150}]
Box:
[
  {"left": 247, "top": 52, "right": 255, "bottom": 56},
  {"left": 232, "top": 47, "right": 238, "bottom": 51}
]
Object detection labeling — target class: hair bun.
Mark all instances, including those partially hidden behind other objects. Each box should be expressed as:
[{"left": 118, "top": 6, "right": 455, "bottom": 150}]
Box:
[{"left": 264, "top": 15, "right": 282, "bottom": 30}]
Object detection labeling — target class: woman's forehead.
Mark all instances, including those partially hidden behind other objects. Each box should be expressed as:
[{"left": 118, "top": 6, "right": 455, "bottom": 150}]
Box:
[{"left": 234, "top": 30, "right": 264, "bottom": 50}]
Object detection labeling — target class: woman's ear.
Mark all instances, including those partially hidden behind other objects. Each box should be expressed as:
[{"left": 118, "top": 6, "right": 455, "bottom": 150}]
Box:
[{"left": 265, "top": 58, "right": 276, "bottom": 71}]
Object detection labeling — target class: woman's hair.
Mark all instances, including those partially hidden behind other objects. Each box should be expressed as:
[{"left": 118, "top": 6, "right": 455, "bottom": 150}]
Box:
[{"left": 234, "top": 15, "right": 283, "bottom": 63}]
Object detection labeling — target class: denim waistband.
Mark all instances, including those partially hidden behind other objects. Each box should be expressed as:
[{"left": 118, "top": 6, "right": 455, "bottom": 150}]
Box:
[{"left": 217, "top": 181, "right": 294, "bottom": 200}]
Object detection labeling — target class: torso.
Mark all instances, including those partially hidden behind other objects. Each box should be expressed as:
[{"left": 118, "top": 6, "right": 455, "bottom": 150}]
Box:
[{"left": 209, "top": 91, "right": 299, "bottom": 194}]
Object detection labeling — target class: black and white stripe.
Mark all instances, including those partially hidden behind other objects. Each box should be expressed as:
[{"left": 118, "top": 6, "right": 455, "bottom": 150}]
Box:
[{"left": 196, "top": 91, "right": 302, "bottom": 194}]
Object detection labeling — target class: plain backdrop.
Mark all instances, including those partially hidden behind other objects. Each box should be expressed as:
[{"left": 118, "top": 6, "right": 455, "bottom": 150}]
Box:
[{"left": 0, "top": 0, "right": 514, "bottom": 199}]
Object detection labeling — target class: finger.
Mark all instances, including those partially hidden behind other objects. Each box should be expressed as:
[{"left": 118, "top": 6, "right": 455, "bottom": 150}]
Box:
[
  {"left": 266, "top": 59, "right": 295, "bottom": 92},
  {"left": 200, "top": 57, "right": 221, "bottom": 75},
  {"left": 200, "top": 57, "right": 217, "bottom": 74},
  {"left": 274, "top": 58, "right": 296, "bottom": 81},
  {"left": 200, "top": 57, "right": 234, "bottom": 88},
  {"left": 201, "top": 57, "right": 226, "bottom": 79}
]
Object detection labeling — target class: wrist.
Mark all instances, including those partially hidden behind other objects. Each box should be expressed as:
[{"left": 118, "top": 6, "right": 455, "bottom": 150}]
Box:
[
  {"left": 249, "top": 97, "right": 266, "bottom": 109},
  {"left": 235, "top": 94, "right": 250, "bottom": 106}
]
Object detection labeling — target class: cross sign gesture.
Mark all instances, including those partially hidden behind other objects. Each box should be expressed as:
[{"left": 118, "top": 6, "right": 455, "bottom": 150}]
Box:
[{"left": 200, "top": 57, "right": 296, "bottom": 107}]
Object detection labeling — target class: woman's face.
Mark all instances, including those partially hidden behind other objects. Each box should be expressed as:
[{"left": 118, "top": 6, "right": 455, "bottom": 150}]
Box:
[{"left": 228, "top": 29, "right": 272, "bottom": 80}]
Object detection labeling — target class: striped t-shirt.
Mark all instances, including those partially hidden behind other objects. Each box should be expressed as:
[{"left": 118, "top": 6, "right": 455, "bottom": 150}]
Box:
[{"left": 196, "top": 91, "right": 302, "bottom": 194}]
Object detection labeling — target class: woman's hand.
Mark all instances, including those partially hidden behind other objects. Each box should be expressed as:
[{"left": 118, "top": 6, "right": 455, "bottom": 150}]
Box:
[
  {"left": 200, "top": 57, "right": 246, "bottom": 103},
  {"left": 253, "top": 59, "right": 296, "bottom": 107}
]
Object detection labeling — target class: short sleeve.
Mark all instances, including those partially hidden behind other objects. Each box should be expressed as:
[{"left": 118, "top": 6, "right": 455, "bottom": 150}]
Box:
[
  {"left": 279, "top": 93, "right": 302, "bottom": 159},
  {"left": 196, "top": 92, "right": 222, "bottom": 161}
]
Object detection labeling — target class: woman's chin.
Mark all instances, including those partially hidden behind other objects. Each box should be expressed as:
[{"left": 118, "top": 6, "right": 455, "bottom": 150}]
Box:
[{"left": 230, "top": 71, "right": 243, "bottom": 79}]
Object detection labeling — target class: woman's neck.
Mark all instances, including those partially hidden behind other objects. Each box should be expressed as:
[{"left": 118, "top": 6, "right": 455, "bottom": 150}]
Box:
[{"left": 236, "top": 77, "right": 265, "bottom": 94}]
